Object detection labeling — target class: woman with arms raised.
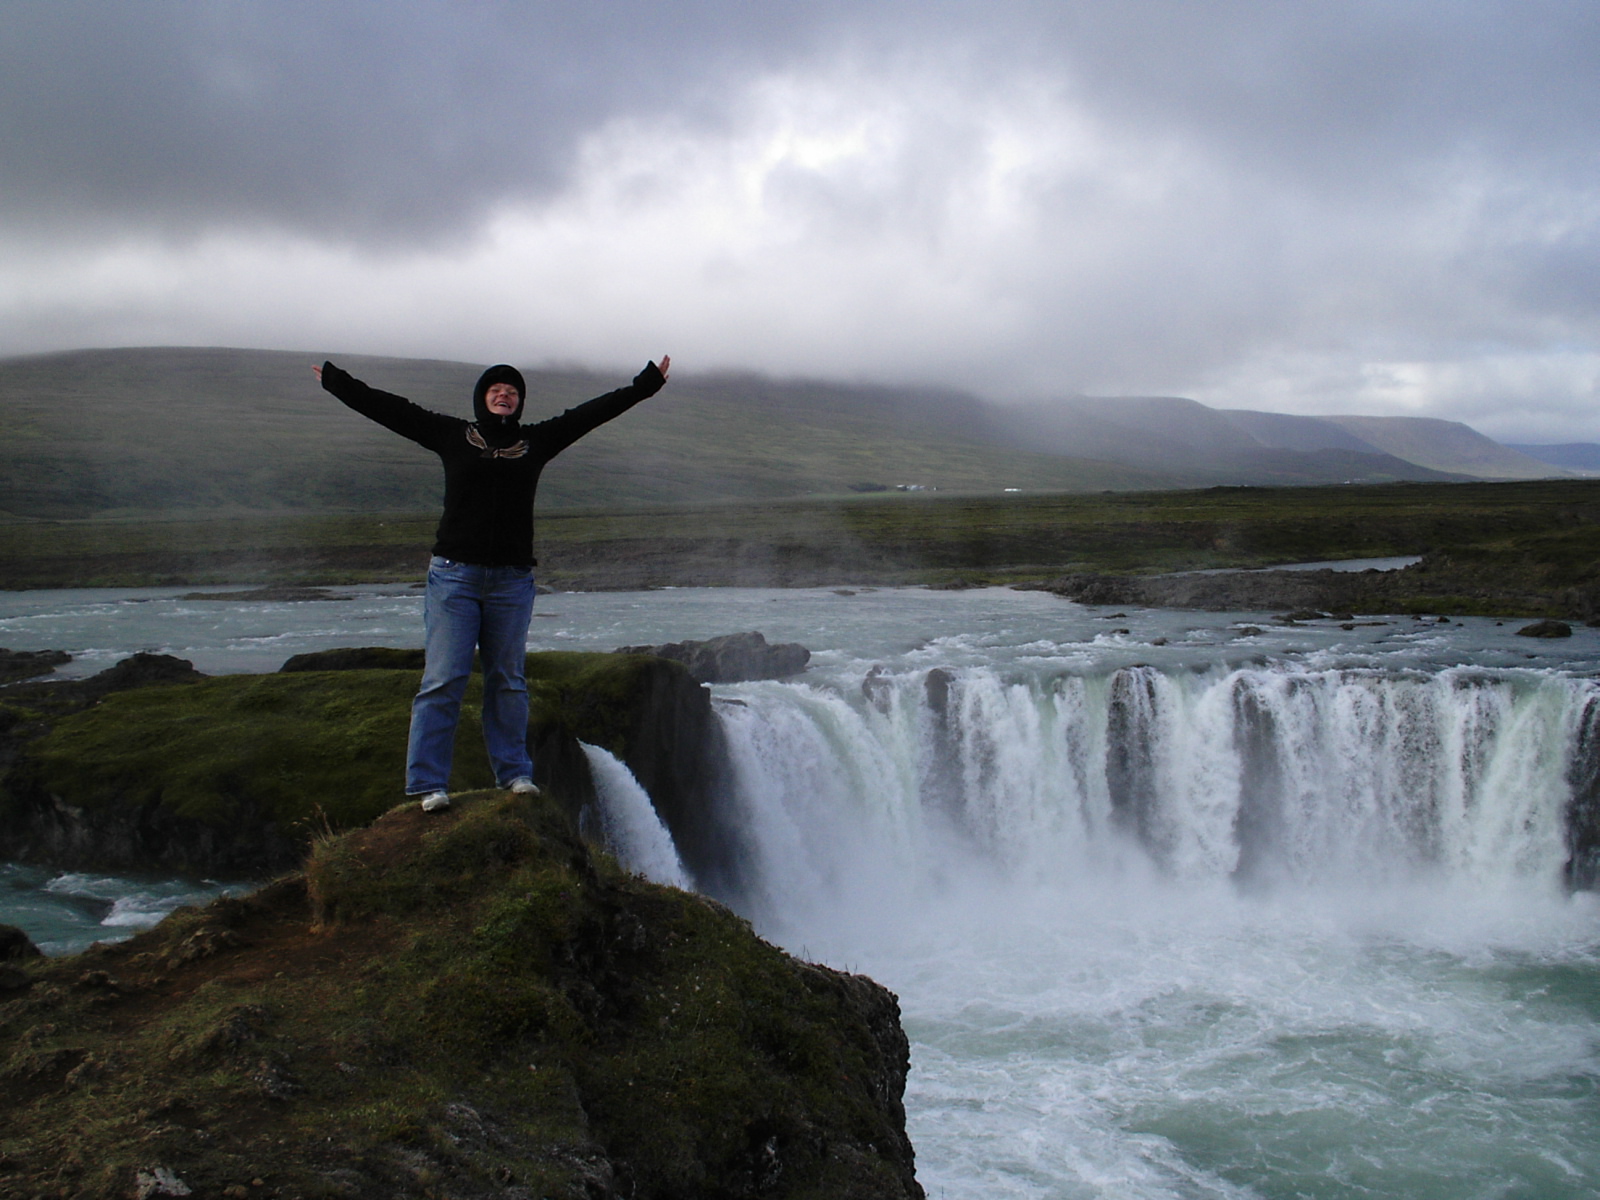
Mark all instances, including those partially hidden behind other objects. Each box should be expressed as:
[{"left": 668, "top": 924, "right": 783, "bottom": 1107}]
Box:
[{"left": 313, "top": 354, "right": 670, "bottom": 811}]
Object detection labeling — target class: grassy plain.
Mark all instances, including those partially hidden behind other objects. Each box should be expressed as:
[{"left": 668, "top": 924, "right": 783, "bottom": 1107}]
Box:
[{"left": 4, "top": 480, "right": 1600, "bottom": 616}]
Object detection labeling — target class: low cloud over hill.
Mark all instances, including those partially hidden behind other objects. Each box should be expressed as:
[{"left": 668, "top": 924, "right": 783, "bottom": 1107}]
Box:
[{"left": 0, "top": 346, "right": 1572, "bottom": 520}]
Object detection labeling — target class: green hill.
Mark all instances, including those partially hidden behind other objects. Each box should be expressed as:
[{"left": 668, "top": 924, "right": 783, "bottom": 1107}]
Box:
[
  {"left": 2, "top": 347, "right": 1563, "bottom": 523},
  {"left": 0, "top": 347, "right": 1179, "bottom": 519}
]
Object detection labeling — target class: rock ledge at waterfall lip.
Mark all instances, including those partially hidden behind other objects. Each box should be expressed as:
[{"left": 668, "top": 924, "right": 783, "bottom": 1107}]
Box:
[
  {"left": 0, "top": 922, "right": 43, "bottom": 961},
  {"left": 0, "top": 789, "right": 924, "bottom": 1200},
  {"left": 176, "top": 586, "right": 354, "bottom": 602},
  {"left": 278, "top": 646, "right": 428, "bottom": 672},
  {"left": 0, "top": 651, "right": 205, "bottom": 698},
  {"left": 613, "top": 631, "right": 811, "bottom": 683},
  {"left": 3, "top": 649, "right": 733, "bottom": 891},
  {"left": 0, "top": 648, "right": 72, "bottom": 685}
]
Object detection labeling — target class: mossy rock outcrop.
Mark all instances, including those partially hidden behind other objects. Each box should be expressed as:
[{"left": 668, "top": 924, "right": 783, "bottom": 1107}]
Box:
[
  {"left": 1, "top": 652, "right": 732, "bottom": 883},
  {"left": 0, "top": 790, "right": 923, "bottom": 1198}
]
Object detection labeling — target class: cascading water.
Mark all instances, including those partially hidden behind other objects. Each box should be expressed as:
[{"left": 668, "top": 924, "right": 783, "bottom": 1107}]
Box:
[
  {"left": 703, "top": 657, "right": 1600, "bottom": 1200},
  {"left": 579, "top": 741, "right": 691, "bottom": 888},
  {"left": 709, "top": 663, "right": 1594, "bottom": 933}
]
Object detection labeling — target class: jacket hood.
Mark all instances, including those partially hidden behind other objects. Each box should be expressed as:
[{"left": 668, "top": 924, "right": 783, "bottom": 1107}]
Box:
[{"left": 472, "top": 364, "right": 526, "bottom": 440}]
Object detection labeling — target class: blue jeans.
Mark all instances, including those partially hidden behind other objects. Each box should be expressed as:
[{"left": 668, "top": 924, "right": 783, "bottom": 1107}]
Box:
[{"left": 406, "top": 556, "right": 536, "bottom": 794}]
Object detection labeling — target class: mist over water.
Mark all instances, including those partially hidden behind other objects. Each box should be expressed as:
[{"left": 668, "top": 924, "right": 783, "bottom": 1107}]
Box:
[{"left": 2, "top": 586, "right": 1598, "bottom": 1197}]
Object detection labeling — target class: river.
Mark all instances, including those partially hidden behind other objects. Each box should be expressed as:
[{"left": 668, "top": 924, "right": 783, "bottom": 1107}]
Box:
[{"left": 3, "top": 583, "right": 1598, "bottom": 1199}]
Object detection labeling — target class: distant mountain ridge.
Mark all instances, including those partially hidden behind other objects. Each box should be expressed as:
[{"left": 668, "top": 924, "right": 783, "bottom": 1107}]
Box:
[
  {"left": 1220, "top": 408, "right": 1565, "bottom": 480},
  {"left": 1506, "top": 443, "right": 1600, "bottom": 473},
  {"left": 1315, "top": 415, "right": 1561, "bottom": 480},
  {"left": 992, "top": 396, "right": 1467, "bottom": 485},
  {"left": 0, "top": 346, "right": 1570, "bottom": 520}
]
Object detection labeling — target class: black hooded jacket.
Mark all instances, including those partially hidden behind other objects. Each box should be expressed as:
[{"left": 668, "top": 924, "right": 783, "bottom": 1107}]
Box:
[{"left": 319, "top": 361, "right": 666, "bottom": 566}]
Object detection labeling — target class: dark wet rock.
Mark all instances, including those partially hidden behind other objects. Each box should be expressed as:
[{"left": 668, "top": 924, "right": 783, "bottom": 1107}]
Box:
[
  {"left": 79, "top": 653, "right": 206, "bottom": 695},
  {"left": 923, "top": 668, "right": 954, "bottom": 719},
  {"left": 862, "top": 665, "right": 893, "bottom": 712},
  {"left": 0, "top": 649, "right": 70, "bottom": 685},
  {"left": 0, "top": 923, "right": 43, "bottom": 961},
  {"left": 586, "top": 657, "right": 747, "bottom": 899},
  {"left": 1567, "top": 695, "right": 1600, "bottom": 890},
  {"left": 1023, "top": 554, "right": 1600, "bottom": 624},
  {"left": 1049, "top": 569, "right": 1360, "bottom": 612},
  {"left": 614, "top": 631, "right": 810, "bottom": 683},
  {"left": 0, "top": 652, "right": 204, "bottom": 706},
  {"left": 1106, "top": 667, "right": 1161, "bottom": 854},
  {"left": 0, "top": 963, "right": 36, "bottom": 992},
  {"left": 178, "top": 587, "right": 350, "bottom": 602},
  {"left": 279, "top": 647, "right": 426, "bottom": 672},
  {"left": 1517, "top": 620, "right": 1573, "bottom": 638}
]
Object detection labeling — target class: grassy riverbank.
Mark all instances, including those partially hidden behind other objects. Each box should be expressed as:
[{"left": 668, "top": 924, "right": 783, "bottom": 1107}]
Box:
[{"left": 3, "top": 480, "right": 1599, "bottom": 616}]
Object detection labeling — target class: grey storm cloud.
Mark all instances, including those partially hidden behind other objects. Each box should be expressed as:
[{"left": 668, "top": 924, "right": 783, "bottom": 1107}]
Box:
[
  {"left": 0, "top": 1, "right": 820, "bottom": 242},
  {"left": 10, "top": 1, "right": 1598, "bottom": 244},
  {"left": 4, "top": 1, "right": 1600, "bottom": 439}
]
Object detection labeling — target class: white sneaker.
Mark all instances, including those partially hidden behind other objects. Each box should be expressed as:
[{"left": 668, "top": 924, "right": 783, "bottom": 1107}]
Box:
[
  {"left": 508, "top": 777, "right": 541, "bottom": 796},
  {"left": 419, "top": 791, "right": 451, "bottom": 812}
]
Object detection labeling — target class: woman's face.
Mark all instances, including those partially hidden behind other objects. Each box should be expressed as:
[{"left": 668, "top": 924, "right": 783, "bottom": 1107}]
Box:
[{"left": 484, "top": 382, "right": 520, "bottom": 416}]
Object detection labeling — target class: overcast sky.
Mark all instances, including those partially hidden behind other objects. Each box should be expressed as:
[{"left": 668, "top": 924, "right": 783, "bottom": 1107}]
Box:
[{"left": 4, "top": 1, "right": 1600, "bottom": 441}]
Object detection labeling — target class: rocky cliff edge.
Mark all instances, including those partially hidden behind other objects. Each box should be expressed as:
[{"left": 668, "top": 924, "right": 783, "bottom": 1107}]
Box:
[{"left": 0, "top": 789, "right": 923, "bottom": 1199}]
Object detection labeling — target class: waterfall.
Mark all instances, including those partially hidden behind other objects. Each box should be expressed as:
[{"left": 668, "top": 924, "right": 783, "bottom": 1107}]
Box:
[
  {"left": 579, "top": 742, "right": 691, "bottom": 888},
  {"left": 702, "top": 664, "right": 1598, "bottom": 923}
]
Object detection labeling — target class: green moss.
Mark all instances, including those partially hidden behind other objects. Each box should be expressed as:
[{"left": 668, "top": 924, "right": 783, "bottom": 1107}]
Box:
[
  {"left": 23, "top": 670, "right": 447, "bottom": 833},
  {"left": 0, "top": 790, "right": 920, "bottom": 1198},
  {"left": 525, "top": 650, "right": 675, "bottom": 757},
  {"left": 18, "top": 652, "right": 682, "bottom": 848},
  {"left": 305, "top": 786, "right": 581, "bottom": 923}
]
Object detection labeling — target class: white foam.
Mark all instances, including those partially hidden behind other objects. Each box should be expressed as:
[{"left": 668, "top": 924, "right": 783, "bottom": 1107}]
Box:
[{"left": 579, "top": 742, "right": 691, "bottom": 888}]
